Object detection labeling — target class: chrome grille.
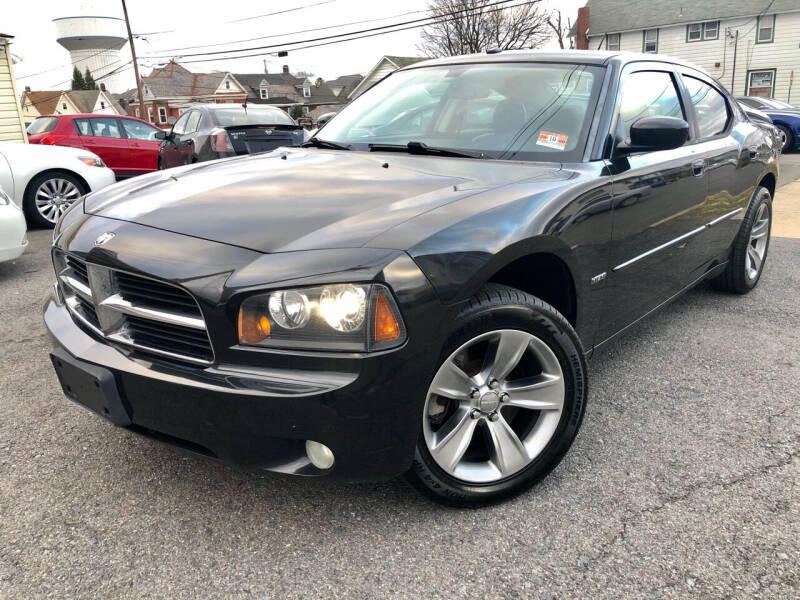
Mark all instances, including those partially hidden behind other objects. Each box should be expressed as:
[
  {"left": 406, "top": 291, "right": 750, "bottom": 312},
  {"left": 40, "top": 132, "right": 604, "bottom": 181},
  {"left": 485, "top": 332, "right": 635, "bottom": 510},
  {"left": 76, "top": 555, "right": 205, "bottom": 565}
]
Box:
[{"left": 54, "top": 252, "right": 213, "bottom": 365}]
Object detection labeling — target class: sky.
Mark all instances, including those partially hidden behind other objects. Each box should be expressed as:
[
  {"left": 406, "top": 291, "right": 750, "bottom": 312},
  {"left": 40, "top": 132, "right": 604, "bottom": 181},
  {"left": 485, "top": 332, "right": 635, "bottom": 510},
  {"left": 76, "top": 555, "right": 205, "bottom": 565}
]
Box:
[{"left": 6, "top": 0, "right": 585, "bottom": 93}]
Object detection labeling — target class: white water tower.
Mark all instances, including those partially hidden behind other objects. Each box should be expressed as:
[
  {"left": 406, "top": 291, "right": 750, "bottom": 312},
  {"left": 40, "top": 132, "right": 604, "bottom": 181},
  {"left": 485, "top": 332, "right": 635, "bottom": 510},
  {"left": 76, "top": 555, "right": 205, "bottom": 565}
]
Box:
[{"left": 54, "top": 16, "right": 128, "bottom": 93}]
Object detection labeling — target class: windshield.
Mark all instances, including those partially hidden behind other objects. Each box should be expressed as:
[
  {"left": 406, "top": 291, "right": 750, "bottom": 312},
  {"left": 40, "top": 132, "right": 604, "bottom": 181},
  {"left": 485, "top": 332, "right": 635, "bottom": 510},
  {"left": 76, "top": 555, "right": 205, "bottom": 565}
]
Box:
[
  {"left": 760, "top": 98, "right": 796, "bottom": 110},
  {"left": 212, "top": 106, "right": 297, "bottom": 127},
  {"left": 27, "top": 117, "right": 58, "bottom": 135},
  {"left": 318, "top": 63, "right": 603, "bottom": 162}
]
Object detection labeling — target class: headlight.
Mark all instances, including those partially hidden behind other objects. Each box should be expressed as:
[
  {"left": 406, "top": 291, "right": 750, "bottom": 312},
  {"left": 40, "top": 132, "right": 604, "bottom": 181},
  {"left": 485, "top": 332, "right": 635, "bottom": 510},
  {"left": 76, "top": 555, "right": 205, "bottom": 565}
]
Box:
[
  {"left": 78, "top": 155, "right": 105, "bottom": 167},
  {"left": 237, "top": 283, "right": 406, "bottom": 352}
]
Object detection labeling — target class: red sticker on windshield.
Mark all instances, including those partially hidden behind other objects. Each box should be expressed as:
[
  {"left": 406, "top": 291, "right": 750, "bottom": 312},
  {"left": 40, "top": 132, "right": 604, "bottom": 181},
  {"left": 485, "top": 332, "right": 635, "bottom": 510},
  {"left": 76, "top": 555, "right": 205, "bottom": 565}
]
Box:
[{"left": 536, "top": 131, "right": 568, "bottom": 151}]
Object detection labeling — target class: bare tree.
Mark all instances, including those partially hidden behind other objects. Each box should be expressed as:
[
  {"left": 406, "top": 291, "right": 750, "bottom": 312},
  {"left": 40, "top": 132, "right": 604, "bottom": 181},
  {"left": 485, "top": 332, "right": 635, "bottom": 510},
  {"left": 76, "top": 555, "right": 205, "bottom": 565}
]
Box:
[
  {"left": 419, "top": 0, "right": 552, "bottom": 58},
  {"left": 546, "top": 9, "right": 573, "bottom": 50}
]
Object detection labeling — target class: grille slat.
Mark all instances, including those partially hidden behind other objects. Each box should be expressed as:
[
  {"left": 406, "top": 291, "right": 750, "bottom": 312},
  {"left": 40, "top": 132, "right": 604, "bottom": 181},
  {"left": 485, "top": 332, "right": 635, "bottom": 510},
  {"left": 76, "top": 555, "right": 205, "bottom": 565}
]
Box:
[{"left": 55, "top": 252, "right": 213, "bottom": 365}]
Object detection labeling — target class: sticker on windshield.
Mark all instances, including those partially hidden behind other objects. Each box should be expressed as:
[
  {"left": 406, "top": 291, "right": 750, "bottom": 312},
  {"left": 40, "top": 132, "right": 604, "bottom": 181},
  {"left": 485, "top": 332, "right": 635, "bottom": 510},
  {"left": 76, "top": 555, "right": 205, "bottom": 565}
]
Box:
[{"left": 536, "top": 131, "right": 568, "bottom": 151}]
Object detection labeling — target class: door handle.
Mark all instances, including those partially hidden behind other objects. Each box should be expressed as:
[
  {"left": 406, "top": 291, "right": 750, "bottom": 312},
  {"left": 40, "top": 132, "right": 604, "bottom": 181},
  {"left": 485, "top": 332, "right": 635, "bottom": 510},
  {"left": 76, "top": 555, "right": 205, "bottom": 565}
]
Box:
[{"left": 692, "top": 159, "right": 705, "bottom": 177}]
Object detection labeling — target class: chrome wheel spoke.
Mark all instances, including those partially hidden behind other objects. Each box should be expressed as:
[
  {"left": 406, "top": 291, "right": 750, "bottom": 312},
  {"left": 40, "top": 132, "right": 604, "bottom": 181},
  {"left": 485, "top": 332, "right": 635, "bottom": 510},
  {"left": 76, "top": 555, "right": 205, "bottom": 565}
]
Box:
[
  {"left": 429, "top": 360, "right": 474, "bottom": 400},
  {"left": 429, "top": 407, "right": 478, "bottom": 471},
  {"left": 747, "top": 244, "right": 762, "bottom": 274},
  {"left": 482, "top": 330, "right": 530, "bottom": 384},
  {"left": 486, "top": 415, "right": 530, "bottom": 475},
  {"left": 750, "top": 219, "right": 769, "bottom": 240},
  {"left": 502, "top": 373, "right": 564, "bottom": 411}
]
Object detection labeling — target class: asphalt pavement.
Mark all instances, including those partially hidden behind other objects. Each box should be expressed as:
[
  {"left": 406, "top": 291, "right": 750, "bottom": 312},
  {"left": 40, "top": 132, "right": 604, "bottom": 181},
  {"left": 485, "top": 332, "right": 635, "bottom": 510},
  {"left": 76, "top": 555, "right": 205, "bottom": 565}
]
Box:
[{"left": 0, "top": 156, "right": 798, "bottom": 599}]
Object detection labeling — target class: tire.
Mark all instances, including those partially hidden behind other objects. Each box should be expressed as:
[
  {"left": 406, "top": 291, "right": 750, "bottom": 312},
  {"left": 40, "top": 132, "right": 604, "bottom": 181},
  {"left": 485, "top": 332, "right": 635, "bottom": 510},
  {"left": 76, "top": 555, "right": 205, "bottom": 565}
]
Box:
[
  {"left": 23, "top": 171, "right": 87, "bottom": 229},
  {"left": 777, "top": 125, "right": 793, "bottom": 153},
  {"left": 711, "top": 186, "right": 772, "bottom": 294},
  {"left": 405, "top": 284, "right": 588, "bottom": 507},
  {"left": 157, "top": 158, "right": 165, "bottom": 170}
]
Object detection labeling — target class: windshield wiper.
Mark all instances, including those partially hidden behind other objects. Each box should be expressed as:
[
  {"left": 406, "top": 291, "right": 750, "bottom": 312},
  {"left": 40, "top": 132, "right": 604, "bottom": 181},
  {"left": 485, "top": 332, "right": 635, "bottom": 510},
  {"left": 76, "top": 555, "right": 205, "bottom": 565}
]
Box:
[
  {"left": 301, "top": 137, "right": 351, "bottom": 150},
  {"left": 369, "top": 141, "right": 484, "bottom": 159}
]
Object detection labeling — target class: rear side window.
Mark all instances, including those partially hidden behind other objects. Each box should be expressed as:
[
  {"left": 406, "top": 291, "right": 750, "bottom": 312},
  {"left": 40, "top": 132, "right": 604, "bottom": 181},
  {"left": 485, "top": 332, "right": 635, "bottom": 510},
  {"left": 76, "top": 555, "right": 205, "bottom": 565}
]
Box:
[
  {"left": 121, "top": 119, "right": 159, "bottom": 140},
  {"left": 617, "top": 71, "right": 684, "bottom": 142},
  {"left": 27, "top": 117, "right": 58, "bottom": 135},
  {"left": 73, "top": 118, "right": 92, "bottom": 136},
  {"left": 88, "top": 118, "right": 122, "bottom": 138},
  {"left": 683, "top": 76, "right": 729, "bottom": 138}
]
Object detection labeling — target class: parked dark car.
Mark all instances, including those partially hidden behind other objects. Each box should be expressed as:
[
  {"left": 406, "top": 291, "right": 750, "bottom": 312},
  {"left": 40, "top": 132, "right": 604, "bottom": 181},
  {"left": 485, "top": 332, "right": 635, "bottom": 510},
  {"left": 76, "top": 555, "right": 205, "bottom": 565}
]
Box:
[
  {"left": 736, "top": 96, "right": 800, "bottom": 153},
  {"left": 738, "top": 102, "right": 782, "bottom": 150},
  {"left": 315, "top": 111, "right": 338, "bottom": 129},
  {"left": 156, "top": 104, "right": 305, "bottom": 169},
  {"left": 27, "top": 113, "right": 162, "bottom": 178},
  {"left": 46, "top": 51, "right": 778, "bottom": 506}
]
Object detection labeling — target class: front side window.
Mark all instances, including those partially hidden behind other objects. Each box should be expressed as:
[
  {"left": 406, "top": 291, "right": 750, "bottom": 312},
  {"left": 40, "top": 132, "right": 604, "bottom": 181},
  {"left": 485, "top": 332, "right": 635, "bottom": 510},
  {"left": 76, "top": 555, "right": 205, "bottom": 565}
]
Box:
[
  {"left": 757, "top": 14, "right": 774, "bottom": 43},
  {"left": 606, "top": 33, "right": 620, "bottom": 50},
  {"left": 171, "top": 111, "right": 190, "bottom": 135},
  {"left": 683, "top": 76, "right": 729, "bottom": 138},
  {"left": 616, "top": 71, "right": 684, "bottom": 143},
  {"left": 89, "top": 117, "right": 122, "bottom": 138},
  {"left": 317, "top": 63, "right": 603, "bottom": 163},
  {"left": 121, "top": 118, "right": 160, "bottom": 140},
  {"left": 643, "top": 29, "right": 658, "bottom": 53}
]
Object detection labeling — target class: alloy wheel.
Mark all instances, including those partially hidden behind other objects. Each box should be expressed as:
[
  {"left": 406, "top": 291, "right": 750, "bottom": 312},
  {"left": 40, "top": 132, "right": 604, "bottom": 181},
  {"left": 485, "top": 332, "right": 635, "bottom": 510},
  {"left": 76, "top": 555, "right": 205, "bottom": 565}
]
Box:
[
  {"left": 35, "top": 178, "right": 80, "bottom": 224},
  {"left": 423, "top": 329, "right": 565, "bottom": 484},
  {"left": 746, "top": 202, "right": 770, "bottom": 280}
]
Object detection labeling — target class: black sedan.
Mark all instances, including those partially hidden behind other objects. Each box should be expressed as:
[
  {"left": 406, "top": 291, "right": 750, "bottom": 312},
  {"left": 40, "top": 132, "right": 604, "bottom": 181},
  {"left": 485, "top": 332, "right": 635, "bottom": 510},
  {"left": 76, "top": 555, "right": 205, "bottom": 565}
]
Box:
[
  {"left": 46, "top": 51, "right": 778, "bottom": 506},
  {"left": 155, "top": 104, "right": 305, "bottom": 168}
]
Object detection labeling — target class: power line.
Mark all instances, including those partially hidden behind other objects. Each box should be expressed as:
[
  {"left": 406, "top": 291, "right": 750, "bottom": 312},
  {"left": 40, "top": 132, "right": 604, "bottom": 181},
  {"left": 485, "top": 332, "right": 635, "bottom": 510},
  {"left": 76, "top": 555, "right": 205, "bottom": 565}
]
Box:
[
  {"left": 21, "top": 62, "right": 133, "bottom": 110},
  {"left": 141, "top": 0, "right": 520, "bottom": 60},
  {"left": 171, "top": 0, "right": 540, "bottom": 66},
  {"left": 225, "top": 0, "right": 338, "bottom": 24}
]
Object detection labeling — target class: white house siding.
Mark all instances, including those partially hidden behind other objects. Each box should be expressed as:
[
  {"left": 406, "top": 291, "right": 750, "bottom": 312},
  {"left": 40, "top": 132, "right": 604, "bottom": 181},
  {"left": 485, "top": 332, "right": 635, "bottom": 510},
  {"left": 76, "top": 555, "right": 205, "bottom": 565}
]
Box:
[
  {"left": 0, "top": 40, "right": 26, "bottom": 143},
  {"left": 349, "top": 59, "right": 397, "bottom": 99},
  {"left": 589, "top": 10, "right": 800, "bottom": 102}
]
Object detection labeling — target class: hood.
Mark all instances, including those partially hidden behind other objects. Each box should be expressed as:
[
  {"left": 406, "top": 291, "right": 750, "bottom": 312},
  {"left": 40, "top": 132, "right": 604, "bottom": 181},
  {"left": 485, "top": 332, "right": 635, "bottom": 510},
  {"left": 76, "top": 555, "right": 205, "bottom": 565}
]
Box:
[
  {"left": 0, "top": 141, "right": 101, "bottom": 162},
  {"left": 84, "top": 149, "right": 563, "bottom": 253}
]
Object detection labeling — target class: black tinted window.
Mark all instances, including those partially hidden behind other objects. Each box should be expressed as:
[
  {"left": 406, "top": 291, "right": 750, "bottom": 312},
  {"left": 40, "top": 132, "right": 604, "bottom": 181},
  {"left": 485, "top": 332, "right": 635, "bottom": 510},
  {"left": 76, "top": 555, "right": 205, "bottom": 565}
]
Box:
[
  {"left": 27, "top": 117, "right": 58, "bottom": 134},
  {"left": 617, "top": 71, "right": 684, "bottom": 142},
  {"left": 89, "top": 118, "right": 122, "bottom": 138},
  {"left": 684, "top": 76, "right": 729, "bottom": 138},
  {"left": 212, "top": 106, "right": 295, "bottom": 127}
]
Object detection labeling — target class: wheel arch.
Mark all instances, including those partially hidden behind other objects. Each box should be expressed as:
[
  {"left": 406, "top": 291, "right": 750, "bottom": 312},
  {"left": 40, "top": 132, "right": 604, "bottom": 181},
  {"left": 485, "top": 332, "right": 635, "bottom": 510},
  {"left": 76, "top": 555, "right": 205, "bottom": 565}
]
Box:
[{"left": 758, "top": 171, "right": 776, "bottom": 199}]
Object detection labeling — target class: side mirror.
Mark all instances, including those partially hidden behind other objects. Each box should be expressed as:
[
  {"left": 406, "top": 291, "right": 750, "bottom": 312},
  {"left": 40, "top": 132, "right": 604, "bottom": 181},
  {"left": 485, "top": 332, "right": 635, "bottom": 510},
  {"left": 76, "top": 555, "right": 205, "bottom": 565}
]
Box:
[
  {"left": 620, "top": 116, "right": 689, "bottom": 153},
  {"left": 154, "top": 130, "right": 167, "bottom": 140}
]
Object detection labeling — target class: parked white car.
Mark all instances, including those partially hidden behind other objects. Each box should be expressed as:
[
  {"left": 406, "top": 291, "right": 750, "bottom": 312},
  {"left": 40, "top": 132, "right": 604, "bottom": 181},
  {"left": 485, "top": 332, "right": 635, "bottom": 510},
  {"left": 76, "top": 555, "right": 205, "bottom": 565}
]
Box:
[
  {"left": 0, "top": 187, "right": 27, "bottom": 264},
  {"left": 0, "top": 142, "right": 116, "bottom": 228}
]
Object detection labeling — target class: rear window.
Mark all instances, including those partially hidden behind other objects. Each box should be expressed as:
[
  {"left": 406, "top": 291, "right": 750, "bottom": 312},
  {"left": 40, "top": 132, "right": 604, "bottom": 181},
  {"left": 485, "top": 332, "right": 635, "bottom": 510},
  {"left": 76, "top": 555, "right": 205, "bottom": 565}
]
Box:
[
  {"left": 212, "top": 106, "right": 296, "bottom": 127},
  {"left": 27, "top": 117, "right": 58, "bottom": 135}
]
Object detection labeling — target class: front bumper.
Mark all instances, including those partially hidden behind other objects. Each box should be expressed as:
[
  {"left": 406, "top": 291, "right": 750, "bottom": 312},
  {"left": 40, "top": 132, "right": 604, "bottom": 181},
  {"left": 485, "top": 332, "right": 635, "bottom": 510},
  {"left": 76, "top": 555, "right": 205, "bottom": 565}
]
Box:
[{"left": 44, "top": 282, "right": 441, "bottom": 482}]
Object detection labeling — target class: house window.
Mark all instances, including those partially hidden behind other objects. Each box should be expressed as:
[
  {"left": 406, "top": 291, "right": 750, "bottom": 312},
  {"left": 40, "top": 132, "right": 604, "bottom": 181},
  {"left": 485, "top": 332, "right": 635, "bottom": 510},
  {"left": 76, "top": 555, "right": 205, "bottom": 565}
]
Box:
[
  {"left": 100, "top": 101, "right": 106, "bottom": 109},
  {"left": 687, "top": 21, "right": 719, "bottom": 42},
  {"left": 135, "top": 108, "right": 140, "bottom": 117},
  {"left": 158, "top": 107, "right": 167, "bottom": 123},
  {"left": 757, "top": 14, "right": 774, "bottom": 43},
  {"left": 62, "top": 103, "right": 67, "bottom": 110},
  {"left": 260, "top": 87, "right": 268, "bottom": 99},
  {"left": 303, "top": 86, "right": 311, "bottom": 98},
  {"left": 225, "top": 81, "right": 230, "bottom": 89},
  {"left": 147, "top": 107, "right": 153, "bottom": 122},
  {"left": 642, "top": 29, "right": 658, "bottom": 53},
  {"left": 747, "top": 69, "right": 776, "bottom": 98},
  {"left": 606, "top": 33, "right": 620, "bottom": 51}
]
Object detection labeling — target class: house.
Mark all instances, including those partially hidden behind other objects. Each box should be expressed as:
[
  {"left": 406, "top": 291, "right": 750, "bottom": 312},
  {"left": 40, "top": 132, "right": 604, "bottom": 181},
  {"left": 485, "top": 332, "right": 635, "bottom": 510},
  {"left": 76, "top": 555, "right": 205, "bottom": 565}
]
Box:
[
  {"left": 20, "top": 86, "right": 125, "bottom": 127},
  {"left": 233, "top": 66, "right": 341, "bottom": 115},
  {"left": 121, "top": 60, "right": 248, "bottom": 125},
  {"left": 0, "top": 34, "right": 27, "bottom": 143},
  {"left": 572, "top": 0, "right": 800, "bottom": 101},
  {"left": 327, "top": 74, "right": 363, "bottom": 98},
  {"left": 348, "top": 56, "right": 426, "bottom": 99}
]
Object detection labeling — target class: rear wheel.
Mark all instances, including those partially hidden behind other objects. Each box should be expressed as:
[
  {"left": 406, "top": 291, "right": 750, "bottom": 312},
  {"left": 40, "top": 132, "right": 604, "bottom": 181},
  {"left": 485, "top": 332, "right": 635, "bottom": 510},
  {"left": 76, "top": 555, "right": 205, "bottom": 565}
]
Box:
[
  {"left": 711, "top": 186, "right": 772, "bottom": 294},
  {"left": 23, "top": 171, "right": 86, "bottom": 228},
  {"left": 405, "top": 284, "right": 587, "bottom": 507}
]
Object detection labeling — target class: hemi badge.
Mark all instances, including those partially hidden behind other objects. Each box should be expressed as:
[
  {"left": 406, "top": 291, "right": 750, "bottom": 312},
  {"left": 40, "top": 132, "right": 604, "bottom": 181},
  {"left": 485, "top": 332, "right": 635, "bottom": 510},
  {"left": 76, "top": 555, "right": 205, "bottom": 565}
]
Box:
[{"left": 591, "top": 272, "right": 607, "bottom": 285}]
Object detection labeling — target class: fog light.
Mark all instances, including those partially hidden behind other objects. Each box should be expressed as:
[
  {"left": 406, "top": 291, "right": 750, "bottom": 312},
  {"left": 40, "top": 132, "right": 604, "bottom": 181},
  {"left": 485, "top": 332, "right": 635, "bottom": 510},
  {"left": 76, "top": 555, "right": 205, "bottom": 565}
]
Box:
[{"left": 306, "top": 440, "right": 335, "bottom": 470}]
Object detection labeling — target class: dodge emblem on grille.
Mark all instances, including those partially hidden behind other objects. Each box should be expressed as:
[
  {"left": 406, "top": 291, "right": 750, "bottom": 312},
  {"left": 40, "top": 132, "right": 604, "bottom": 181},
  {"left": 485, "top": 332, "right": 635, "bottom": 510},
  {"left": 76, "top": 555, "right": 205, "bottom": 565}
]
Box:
[{"left": 94, "top": 232, "right": 116, "bottom": 246}]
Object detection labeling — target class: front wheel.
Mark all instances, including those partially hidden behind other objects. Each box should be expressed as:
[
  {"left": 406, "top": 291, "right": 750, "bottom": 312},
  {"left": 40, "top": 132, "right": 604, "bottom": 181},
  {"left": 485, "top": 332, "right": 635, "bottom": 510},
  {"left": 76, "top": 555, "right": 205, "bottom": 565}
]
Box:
[
  {"left": 23, "top": 171, "right": 86, "bottom": 228},
  {"left": 405, "top": 284, "right": 588, "bottom": 507}
]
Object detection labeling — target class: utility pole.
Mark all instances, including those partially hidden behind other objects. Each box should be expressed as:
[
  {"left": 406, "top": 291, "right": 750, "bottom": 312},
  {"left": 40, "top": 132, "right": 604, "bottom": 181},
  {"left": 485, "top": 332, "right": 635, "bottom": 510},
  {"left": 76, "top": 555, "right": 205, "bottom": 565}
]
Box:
[{"left": 121, "top": 0, "right": 146, "bottom": 122}]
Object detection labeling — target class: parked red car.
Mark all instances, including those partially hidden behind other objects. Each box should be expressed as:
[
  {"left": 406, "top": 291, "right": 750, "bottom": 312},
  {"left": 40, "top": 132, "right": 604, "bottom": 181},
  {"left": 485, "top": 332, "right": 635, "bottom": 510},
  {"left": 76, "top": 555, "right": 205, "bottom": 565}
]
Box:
[{"left": 27, "top": 114, "right": 162, "bottom": 179}]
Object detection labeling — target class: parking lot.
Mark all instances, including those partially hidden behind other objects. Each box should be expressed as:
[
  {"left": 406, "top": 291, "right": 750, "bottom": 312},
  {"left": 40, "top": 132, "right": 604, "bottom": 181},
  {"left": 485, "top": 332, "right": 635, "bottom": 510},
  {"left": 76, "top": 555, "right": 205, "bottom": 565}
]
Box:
[{"left": 1, "top": 158, "right": 798, "bottom": 599}]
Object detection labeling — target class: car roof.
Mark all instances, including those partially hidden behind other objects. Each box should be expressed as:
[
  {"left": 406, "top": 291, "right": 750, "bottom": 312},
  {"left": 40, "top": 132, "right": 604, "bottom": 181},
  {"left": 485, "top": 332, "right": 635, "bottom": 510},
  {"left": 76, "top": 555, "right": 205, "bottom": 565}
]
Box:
[
  {"left": 185, "top": 103, "right": 285, "bottom": 111},
  {"left": 400, "top": 49, "right": 713, "bottom": 77},
  {"left": 38, "top": 113, "right": 152, "bottom": 123}
]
